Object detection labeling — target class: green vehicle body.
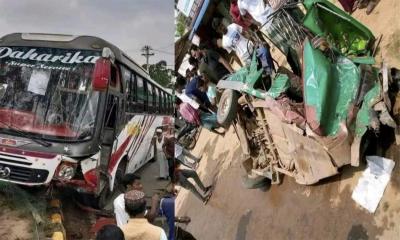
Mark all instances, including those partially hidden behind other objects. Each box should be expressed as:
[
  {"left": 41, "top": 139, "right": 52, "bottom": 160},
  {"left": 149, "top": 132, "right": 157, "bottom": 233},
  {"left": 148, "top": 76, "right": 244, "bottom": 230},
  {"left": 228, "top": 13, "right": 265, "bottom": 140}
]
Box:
[
  {"left": 218, "top": 0, "right": 380, "bottom": 138},
  {"left": 303, "top": 0, "right": 375, "bottom": 56}
]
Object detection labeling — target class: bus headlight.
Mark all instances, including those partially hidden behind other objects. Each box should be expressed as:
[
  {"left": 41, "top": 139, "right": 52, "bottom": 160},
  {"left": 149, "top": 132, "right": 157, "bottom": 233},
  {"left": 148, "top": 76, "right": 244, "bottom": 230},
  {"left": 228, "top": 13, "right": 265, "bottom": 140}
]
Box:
[{"left": 56, "top": 163, "right": 76, "bottom": 181}]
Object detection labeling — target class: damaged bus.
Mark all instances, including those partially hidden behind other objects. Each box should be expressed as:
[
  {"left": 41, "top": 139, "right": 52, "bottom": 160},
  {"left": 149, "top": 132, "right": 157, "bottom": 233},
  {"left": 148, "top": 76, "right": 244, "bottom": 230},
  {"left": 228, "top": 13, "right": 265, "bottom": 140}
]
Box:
[{"left": 0, "top": 33, "right": 173, "bottom": 206}]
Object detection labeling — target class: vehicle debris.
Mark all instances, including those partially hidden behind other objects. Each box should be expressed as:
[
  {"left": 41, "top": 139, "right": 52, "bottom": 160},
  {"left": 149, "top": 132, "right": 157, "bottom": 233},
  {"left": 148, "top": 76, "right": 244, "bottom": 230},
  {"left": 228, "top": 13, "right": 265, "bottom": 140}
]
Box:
[{"left": 351, "top": 156, "right": 395, "bottom": 213}]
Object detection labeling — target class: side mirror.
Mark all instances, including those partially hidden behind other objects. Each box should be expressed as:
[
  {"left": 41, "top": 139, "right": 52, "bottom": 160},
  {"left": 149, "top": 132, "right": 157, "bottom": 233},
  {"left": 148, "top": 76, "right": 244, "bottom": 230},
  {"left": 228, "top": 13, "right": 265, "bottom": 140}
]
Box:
[{"left": 92, "top": 58, "right": 111, "bottom": 91}]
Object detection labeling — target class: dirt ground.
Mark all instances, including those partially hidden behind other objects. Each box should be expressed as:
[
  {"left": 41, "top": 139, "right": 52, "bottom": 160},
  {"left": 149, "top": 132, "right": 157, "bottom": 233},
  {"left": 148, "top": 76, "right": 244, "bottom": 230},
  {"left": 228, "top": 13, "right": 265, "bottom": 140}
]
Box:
[
  {"left": 0, "top": 186, "right": 48, "bottom": 240},
  {"left": 175, "top": 1, "right": 400, "bottom": 239},
  {"left": 0, "top": 197, "right": 33, "bottom": 240}
]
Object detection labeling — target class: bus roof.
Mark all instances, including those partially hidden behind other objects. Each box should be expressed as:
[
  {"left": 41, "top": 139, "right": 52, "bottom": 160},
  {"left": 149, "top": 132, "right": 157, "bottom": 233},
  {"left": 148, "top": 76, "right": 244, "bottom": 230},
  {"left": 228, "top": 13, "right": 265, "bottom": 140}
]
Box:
[{"left": 0, "top": 33, "right": 170, "bottom": 94}]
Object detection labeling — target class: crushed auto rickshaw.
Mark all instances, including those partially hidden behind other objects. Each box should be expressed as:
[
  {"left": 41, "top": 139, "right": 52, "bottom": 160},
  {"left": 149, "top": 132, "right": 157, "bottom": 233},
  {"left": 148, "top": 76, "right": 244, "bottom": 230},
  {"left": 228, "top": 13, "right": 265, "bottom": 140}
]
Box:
[{"left": 215, "top": 0, "right": 400, "bottom": 187}]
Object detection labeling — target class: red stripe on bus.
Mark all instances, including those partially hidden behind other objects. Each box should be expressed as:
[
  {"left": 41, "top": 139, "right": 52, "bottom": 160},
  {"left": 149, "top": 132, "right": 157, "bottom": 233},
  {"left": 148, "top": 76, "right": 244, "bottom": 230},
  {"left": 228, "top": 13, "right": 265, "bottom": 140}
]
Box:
[
  {"left": 131, "top": 116, "right": 155, "bottom": 158},
  {"left": 108, "top": 115, "right": 149, "bottom": 174},
  {"left": 130, "top": 115, "right": 153, "bottom": 157},
  {"left": 107, "top": 136, "right": 131, "bottom": 174},
  {"left": 133, "top": 116, "right": 155, "bottom": 158},
  {"left": 107, "top": 115, "right": 156, "bottom": 174},
  {"left": 126, "top": 115, "right": 147, "bottom": 156}
]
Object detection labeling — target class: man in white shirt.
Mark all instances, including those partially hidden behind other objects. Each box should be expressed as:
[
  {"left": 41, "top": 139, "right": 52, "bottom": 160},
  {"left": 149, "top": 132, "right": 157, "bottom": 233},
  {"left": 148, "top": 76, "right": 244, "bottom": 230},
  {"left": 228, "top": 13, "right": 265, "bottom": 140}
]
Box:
[
  {"left": 212, "top": 18, "right": 253, "bottom": 65},
  {"left": 113, "top": 174, "right": 159, "bottom": 227},
  {"left": 212, "top": 17, "right": 275, "bottom": 76},
  {"left": 237, "top": 0, "right": 273, "bottom": 28},
  {"left": 237, "top": 0, "right": 302, "bottom": 76}
]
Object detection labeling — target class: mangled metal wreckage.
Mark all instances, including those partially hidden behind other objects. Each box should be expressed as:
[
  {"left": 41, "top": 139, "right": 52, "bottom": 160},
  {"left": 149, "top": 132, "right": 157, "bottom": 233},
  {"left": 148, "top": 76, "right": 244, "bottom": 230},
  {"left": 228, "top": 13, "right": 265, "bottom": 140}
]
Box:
[{"left": 216, "top": 0, "right": 399, "bottom": 187}]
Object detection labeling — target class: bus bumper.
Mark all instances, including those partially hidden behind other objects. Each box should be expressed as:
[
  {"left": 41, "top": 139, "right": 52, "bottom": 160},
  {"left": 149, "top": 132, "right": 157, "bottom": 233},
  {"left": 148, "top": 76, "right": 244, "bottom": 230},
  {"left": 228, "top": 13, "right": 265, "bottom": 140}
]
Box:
[{"left": 0, "top": 147, "right": 61, "bottom": 185}]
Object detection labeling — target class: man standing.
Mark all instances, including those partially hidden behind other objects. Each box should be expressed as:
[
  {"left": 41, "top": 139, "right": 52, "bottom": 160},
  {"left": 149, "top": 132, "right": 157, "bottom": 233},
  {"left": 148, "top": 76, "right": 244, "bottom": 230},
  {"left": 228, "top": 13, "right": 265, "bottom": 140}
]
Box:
[
  {"left": 113, "top": 174, "right": 160, "bottom": 227},
  {"left": 121, "top": 190, "right": 167, "bottom": 240},
  {"left": 155, "top": 128, "right": 169, "bottom": 180},
  {"left": 162, "top": 132, "right": 175, "bottom": 180}
]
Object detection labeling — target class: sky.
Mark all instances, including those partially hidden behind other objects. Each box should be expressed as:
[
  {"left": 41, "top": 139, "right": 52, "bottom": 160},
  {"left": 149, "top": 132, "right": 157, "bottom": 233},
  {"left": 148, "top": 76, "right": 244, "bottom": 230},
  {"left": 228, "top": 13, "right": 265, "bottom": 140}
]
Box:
[{"left": 0, "top": 0, "right": 174, "bottom": 68}]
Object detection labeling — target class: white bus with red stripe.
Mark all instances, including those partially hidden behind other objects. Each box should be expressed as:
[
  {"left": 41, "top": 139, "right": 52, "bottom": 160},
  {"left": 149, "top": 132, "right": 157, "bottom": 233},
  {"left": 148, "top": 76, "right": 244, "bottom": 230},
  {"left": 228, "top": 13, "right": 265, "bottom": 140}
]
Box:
[{"left": 0, "top": 33, "right": 173, "bottom": 206}]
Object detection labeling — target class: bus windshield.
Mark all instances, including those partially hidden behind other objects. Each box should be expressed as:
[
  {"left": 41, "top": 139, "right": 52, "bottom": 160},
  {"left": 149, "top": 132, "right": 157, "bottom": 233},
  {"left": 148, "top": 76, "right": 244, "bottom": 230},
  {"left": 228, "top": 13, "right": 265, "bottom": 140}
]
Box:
[{"left": 0, "top": 46, "right": 101, "bottom": 141}]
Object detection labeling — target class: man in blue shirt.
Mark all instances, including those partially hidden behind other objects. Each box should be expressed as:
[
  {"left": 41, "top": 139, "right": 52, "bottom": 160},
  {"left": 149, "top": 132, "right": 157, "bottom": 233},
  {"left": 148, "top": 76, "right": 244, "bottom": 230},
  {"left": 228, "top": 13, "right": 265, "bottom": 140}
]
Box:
[
  {"left": 184, "top": 76, "right": 211, "bottom": 109},
  {"left": 159, "top": 196, "right": 175, "bottom": 240}
]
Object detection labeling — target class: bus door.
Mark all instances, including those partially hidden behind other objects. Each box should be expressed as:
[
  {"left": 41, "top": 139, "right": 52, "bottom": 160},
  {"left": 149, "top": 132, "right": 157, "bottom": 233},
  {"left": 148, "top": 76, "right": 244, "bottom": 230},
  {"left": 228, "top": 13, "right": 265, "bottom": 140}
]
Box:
[{"left": 99, "top": 64, "right": 123, "bottom": 186}]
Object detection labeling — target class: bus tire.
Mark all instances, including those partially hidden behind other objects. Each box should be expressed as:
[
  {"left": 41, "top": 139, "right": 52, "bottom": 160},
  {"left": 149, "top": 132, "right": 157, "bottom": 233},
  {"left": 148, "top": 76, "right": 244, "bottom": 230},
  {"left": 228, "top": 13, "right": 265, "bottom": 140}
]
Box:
[{"left": 217, "top": 89, "right": 239, "bottom": 127}]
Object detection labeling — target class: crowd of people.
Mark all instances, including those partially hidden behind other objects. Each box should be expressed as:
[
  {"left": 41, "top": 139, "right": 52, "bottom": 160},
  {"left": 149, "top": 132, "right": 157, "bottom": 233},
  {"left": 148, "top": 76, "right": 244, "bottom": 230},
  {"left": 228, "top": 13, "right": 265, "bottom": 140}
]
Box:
[
  {"left": 93, "top": 172, "right": 174, "bottom": 240},
  {"left": 91, "top": 124, "right": 200, "bottom": 240},
  {"left": 174, "top": 0, "right": 307, "bottom": 138}
]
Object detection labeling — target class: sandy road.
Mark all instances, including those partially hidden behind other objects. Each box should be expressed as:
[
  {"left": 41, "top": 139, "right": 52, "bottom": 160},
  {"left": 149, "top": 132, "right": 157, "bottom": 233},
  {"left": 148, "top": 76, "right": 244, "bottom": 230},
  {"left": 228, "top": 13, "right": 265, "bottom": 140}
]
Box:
[{"left": 176, "top": 128, "right": 400, "bottom": 240}]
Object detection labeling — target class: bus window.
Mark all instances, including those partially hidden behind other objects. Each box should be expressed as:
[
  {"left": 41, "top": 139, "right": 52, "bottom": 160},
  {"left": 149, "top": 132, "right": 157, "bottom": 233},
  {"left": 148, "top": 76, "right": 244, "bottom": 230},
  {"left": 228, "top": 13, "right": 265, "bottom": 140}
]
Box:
[
  {"left": 110, "top": 65, "right": 120, "bottom": 90},
  {"left": 121, "top": 66, "right": 130, "bottom": 95},
  {"left": 121, "top": 66, "right": 132, "bottom": 112},
  {"left": 136, "top": 75, "right": 145, "bottom": 112},
  {"left": 129, "top": 73, "right": 136, "bottom": 112},
  {"left": 166, "top": 95, "right": 170, "bottom": 114},
  {"left": 169, "top": 95, "right": 173, "bottom": 113},
  {"left": 162, "top": 92, "right": 166, "bottom": 113},
  {"left": 154, "top": 88, "right": 160, "bottom": 113},
  {"left": 160, "top": 91, "right": 164, "bottom": 113},
  {"left": 143, "top": 79, "right": 148, "bottom": 111},
  {"left": 147, "top": 83, "right": 154, "bottom": 112}
]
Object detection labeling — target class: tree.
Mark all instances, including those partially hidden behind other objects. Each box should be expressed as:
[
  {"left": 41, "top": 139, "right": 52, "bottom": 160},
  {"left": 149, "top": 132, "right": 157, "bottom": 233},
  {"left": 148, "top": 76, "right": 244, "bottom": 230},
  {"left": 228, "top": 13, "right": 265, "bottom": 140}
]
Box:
[
  {"left": 143, "top": 61, "right": 173, "bottom": 87},
  {"left": 176, "top": 12, "right": 187, "bottom": 38}
]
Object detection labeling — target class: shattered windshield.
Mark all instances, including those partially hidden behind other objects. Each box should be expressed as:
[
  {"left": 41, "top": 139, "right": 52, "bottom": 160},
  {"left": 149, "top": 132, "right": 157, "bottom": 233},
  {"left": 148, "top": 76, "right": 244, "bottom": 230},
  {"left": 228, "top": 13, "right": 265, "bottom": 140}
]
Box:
[{"left": 0, "top": 46, "right": 101, "bottom": 141}]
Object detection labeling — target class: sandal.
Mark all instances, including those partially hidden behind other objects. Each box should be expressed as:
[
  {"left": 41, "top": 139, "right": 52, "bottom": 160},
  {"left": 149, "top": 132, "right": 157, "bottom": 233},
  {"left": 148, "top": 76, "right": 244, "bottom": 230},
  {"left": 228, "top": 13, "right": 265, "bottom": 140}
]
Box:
[{"left": 203, "top": 193, "right": 212, "bottom": 205}]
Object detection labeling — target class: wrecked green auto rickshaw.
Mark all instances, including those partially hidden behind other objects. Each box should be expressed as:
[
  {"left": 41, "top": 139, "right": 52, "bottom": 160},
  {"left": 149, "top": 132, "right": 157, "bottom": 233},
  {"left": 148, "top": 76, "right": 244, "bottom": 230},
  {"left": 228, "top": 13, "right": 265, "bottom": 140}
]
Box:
[{"left": 216, "top": 1, "right": 396, "bottom": 187}]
